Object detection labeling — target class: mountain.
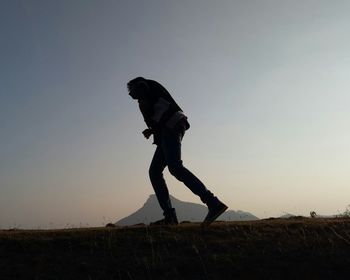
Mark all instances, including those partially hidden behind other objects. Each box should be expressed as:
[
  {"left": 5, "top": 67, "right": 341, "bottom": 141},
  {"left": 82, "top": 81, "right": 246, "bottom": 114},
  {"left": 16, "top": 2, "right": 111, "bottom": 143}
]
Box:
[{"left": 115, "top": 194, "right": 259, "bottom": 226}]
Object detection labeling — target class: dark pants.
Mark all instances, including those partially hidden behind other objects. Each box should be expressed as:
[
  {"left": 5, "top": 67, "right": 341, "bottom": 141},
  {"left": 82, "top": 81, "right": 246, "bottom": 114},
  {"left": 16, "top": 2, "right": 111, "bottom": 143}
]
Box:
[{"left": 149, "top": 127, "right": 215, "bottom": 214}]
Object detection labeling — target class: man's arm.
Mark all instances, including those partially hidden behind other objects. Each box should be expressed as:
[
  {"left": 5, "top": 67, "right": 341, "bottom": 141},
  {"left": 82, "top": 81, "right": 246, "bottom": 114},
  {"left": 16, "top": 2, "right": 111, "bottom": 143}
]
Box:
[
  {"left": 138, "top": 99, "right": 153, "bottom": 128},
  {"left": 138, "top": 99, "right": 154, "bottom": 139}
]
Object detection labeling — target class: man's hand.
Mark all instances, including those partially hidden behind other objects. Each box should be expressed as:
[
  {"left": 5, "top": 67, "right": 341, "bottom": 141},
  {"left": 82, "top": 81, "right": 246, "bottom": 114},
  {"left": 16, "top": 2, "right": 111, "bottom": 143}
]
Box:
[{"left": 142, "top": 128, "right": 153, "bottom": 139}]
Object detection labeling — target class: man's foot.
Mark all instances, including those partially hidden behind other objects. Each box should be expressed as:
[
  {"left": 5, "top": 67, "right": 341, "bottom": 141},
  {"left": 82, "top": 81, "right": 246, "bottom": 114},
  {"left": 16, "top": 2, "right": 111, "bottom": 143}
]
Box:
[
  {"left": 202, "top": 198, "right": 228, "bottom": 227},
  {"left": 150, "top": 208, "right": 179, "bottom": 226},
  {"left": 150, "top": 218, "right": 178, "bottom": 226},
  {"left": 105, "top": 223, "right": 117, "bottom": 228}
]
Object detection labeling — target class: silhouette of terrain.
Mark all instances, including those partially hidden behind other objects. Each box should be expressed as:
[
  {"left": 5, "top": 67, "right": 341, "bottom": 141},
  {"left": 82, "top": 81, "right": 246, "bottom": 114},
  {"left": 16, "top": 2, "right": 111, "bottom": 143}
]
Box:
[
  {"left": 1, "top": 218, "right": 350, "bottom": 279},
  {"left": 279, "top": 213, "right": 339, "bottom": 219},
  {"left": 116, "top": 194, "right": 258, "bottom": 225}
]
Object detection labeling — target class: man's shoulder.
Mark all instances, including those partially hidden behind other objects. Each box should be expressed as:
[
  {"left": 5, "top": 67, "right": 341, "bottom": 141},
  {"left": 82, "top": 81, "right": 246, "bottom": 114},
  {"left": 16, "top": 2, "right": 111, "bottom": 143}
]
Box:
[
  {"left": 146, "top": 79, "right": 171, "bottom": 98},
  {"left": 146, "top": 79, "right": 164, "bottom": 89}
]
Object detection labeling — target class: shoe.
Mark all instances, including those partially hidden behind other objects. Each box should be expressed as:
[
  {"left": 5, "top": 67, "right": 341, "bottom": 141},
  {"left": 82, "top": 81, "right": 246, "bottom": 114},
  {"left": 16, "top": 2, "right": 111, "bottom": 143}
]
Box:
[
  {"left": 202, "top": 198, "right": 228, "bottom": 227},
  {"left": 150, "top": 208, "right": 179, "bottom": 226},
  {"left": 150, "top": 218, "right": 178, "bottom": 226}
]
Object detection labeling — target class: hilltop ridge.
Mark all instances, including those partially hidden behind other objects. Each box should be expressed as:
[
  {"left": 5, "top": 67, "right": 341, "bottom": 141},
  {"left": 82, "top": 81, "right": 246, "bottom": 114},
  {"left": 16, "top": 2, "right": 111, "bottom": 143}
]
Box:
[
  {"left": 1, "top": 218, "right": 350, "bottom": 279},
  {"left": 116, "top": 194, "right": 258, "bottom": 225}
]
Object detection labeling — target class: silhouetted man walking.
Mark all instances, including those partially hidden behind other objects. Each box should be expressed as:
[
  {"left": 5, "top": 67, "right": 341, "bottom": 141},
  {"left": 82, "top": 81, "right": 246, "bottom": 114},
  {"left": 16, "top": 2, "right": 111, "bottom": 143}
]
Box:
[{"left": 128, "top": 77, "right": 227, "bottom": 226}]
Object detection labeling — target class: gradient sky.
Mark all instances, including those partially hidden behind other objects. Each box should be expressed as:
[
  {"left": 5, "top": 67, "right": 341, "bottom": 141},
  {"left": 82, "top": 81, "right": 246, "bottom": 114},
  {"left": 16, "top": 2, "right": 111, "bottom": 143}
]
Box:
[{"left": 1, "top": 0, "right": 350, "bottom": 229}]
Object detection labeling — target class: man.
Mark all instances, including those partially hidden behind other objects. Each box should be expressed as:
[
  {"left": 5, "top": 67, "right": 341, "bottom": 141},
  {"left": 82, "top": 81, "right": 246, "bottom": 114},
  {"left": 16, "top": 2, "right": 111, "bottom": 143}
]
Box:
[{"left": 128, "top": 77, "right": 227, "bottom": 226}]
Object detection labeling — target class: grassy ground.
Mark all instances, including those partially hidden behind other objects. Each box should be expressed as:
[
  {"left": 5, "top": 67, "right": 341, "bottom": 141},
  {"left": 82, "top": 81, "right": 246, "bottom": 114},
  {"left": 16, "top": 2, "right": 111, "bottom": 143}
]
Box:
[{"left": 1, "top": 218, "right": 350, "bottom": 280}]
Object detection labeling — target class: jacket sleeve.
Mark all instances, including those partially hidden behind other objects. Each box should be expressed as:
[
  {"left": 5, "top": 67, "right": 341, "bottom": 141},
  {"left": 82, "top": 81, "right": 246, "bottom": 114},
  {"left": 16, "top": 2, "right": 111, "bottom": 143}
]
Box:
[{"left": 138, "top": 99, "right": 154, "bottom": 128}]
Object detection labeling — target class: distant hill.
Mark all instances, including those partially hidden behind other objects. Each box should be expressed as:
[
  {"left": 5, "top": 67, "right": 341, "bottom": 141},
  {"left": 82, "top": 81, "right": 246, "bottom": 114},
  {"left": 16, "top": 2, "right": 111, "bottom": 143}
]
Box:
[
  {"left": 279, "top": 212, "right": 339, "bottom": 219},
  {"left": 279, "top": 213, "right": 297, "bottom": 219},
  {"left": 116, "top": 194, "right": 258, "bottom": 226}
]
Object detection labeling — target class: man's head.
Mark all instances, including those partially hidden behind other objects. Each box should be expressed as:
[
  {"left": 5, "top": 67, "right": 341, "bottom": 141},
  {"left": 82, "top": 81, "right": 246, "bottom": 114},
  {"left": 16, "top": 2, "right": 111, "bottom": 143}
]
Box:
[{"left": 127, "top": 77, "right": 149, "bottom": 100}]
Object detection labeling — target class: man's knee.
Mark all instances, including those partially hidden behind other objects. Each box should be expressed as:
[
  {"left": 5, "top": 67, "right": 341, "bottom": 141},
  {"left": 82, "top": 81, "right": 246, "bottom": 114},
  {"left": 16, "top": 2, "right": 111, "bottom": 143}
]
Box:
[
  {"left": 168, "top": 162, "right": 185, "bottom": 179},
  {"left": 149, "top": 167, "right": 163, "bottom": 182}
]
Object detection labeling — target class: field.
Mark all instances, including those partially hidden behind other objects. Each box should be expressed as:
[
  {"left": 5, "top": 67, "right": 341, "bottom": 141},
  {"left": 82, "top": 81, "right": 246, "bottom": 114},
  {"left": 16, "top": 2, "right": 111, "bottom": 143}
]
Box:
[{"left": 1, "top": 218, "right": 350, "bottom": 280}]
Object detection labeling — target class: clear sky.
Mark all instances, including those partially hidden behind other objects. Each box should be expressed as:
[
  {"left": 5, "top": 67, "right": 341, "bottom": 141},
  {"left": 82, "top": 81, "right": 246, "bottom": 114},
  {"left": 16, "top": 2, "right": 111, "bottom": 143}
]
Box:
[{"left": 1, "top": 0, "right": 350, "bottom": 229}]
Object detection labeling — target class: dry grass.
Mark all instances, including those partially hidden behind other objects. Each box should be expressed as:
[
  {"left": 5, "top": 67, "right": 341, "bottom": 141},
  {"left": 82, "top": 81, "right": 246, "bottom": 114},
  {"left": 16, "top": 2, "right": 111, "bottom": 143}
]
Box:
[{"left": 1, "top": 217, "right": 350, "bottom": 279}]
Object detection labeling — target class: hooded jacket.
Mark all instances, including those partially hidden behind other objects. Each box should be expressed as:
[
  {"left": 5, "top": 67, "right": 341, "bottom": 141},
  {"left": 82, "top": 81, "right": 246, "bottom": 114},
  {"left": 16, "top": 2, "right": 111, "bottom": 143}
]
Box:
[{"left": 137, "top": 79, "right": 190, "bottom": 144}]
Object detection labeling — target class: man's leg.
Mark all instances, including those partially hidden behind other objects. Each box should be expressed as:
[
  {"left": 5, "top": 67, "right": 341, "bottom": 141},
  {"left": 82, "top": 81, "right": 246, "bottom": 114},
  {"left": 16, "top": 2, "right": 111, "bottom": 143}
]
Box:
[
  {"left": 149, "top": 145, "right": 173, "bottom": 212},
  {"left": 161, "top": 128, "right": 228, "bottom": 225},
  {"left": 161, "top": 128, "right": 215, "bottom": 205},
  {"left": 149, "top": 145, "right": 179, "bottom": 225}
]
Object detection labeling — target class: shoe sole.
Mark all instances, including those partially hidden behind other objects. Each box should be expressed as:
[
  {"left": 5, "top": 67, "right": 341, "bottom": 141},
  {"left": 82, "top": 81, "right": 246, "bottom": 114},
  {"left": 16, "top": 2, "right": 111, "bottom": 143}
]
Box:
[{"left": 201, "top": 205, "right": 228, "bottom": 227}]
